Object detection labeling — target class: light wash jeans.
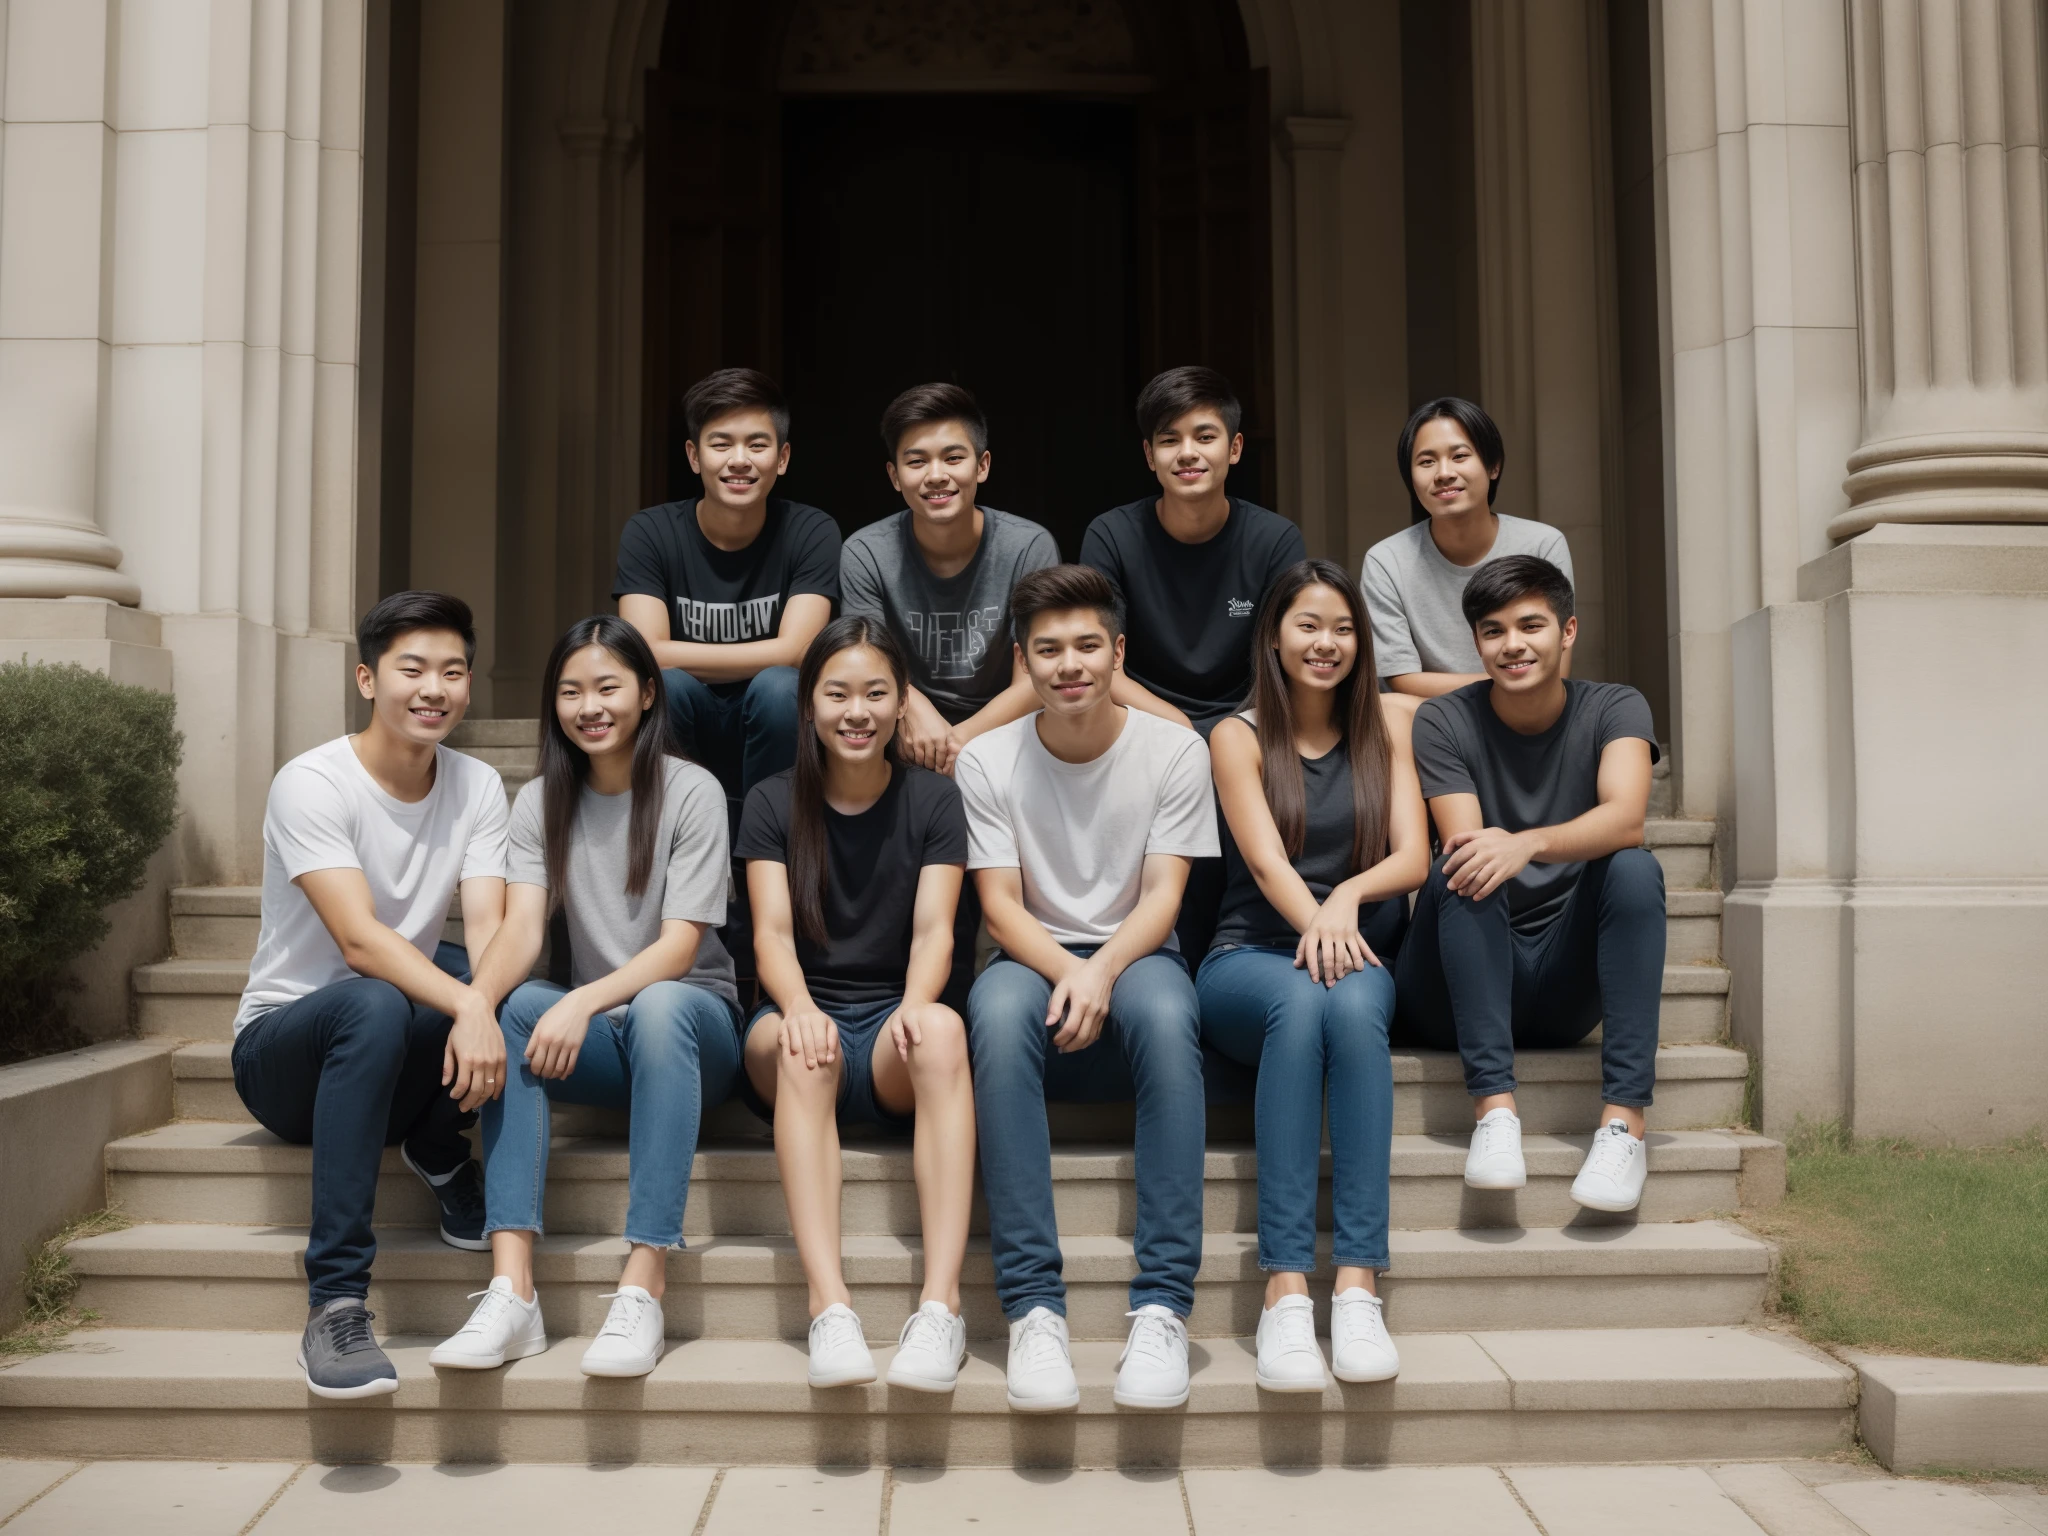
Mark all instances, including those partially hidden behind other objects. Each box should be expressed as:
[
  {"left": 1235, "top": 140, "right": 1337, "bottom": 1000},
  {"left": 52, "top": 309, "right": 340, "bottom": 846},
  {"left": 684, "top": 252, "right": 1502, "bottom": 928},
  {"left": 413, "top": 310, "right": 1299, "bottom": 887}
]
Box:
[
  {"left": 1196, "top": 944, "right": 1394, "bottom": 1273},
  {"left": 966, "top": 947, "right": 1206, "bottom": 1319},
  {"left": 482, "top": 978, "right": 742, "bottom": 1249}
]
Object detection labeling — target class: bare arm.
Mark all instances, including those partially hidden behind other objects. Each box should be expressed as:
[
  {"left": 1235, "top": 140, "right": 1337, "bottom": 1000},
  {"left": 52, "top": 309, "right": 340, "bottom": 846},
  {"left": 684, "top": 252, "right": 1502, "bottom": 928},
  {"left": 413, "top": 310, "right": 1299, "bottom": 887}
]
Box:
[
  {"left": 901, "top": 863, "right": 963, "bottom": 1010},
  {"left": 746, "top": 858, "right": 839, "bottom": 1071},
  {"left": 951, "top": 656, "right": 1042, "bottom": 747},
  {"left": 1109, "top": 669, "right": 1192, "bottom": 730},
  {"left": 619, "top": 592, "right": 833, "bottom": 683},
  {"left": 1433, "top": 736, "right": 1653, "bottom": 899},
  {"left": 974, "top": 865, "right": 1083, "bottom": 990},
  {"left": 468, "top": 879, "right": 547, "bottom": 1006}
]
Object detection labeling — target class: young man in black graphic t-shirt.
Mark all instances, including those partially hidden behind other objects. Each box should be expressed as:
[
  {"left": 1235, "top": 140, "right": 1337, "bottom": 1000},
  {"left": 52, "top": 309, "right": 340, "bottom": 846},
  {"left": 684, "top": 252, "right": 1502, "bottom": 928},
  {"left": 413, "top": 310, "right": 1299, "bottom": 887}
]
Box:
[
  {"left": 615, "top": 368, "right": 840, "bottom": 805},
  {"left": 1080, "top": 366, "right": 1305, "bottom": 957}
]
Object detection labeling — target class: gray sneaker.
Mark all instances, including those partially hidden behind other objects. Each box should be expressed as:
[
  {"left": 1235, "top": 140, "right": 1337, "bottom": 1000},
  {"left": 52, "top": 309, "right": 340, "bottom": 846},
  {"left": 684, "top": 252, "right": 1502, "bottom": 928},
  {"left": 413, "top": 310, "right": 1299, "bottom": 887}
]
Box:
[{"left": 298, "top": 1298, "right": 399, "bottom": 1399}]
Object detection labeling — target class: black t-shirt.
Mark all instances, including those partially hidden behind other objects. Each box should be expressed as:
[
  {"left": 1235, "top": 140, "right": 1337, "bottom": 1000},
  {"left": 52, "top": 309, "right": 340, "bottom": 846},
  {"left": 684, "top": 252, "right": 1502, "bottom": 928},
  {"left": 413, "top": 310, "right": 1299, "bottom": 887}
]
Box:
[
  {"left": 1080, "top": 497, "right": 1306, "bottom": 729},
  {"left": 1412, "top": 680, "right": 1660, "bottom": 933},
  {"left": 735, "top": 762, "right": 968, "bottom": 1010},
  {"left": 612, "top": 497, "right": 842, "bottom": 695},
  {"left": 1213, "top": 721, "right": 1406, "bottom": 953}
]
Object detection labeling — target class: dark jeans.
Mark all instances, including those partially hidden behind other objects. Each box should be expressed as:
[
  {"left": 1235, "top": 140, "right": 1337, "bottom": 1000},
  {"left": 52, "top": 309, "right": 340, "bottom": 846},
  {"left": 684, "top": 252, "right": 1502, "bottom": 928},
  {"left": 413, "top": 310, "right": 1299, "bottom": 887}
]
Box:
[
  {"left": 1394, "top": 848, "right": 1665, "bottom": 1108},
  {"left": 663, "top": 665, "right": 800, "bottom": 808},
  {"left": 231, "top": 942, "right": 476, "bottom": 1305},
  {"left": 967, "top": 947, "right": 1206, "bottom": 1319}
]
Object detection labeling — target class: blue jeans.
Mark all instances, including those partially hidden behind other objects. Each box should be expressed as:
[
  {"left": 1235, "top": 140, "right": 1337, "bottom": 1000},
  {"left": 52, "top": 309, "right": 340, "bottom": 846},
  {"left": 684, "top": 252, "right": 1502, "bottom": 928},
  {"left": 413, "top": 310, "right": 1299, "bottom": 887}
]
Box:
[
  {"left": 232, "top": 942, "right": 475, "bottom": 1306},
  {"left": 482, "top": 979, "right": 743, "bottom": 1248},
  {"left": 967, "top": 948, "right": 1205, "bottom": 1319},
  {"left": 1394, "top": 848, "right": 1665, "bottom": 1107},
  {"left": 662, "top": 665, "right": 800, "bottom": 806},
  {"left": 1197, "top": 945, "right": 1394, "bottom": 1273}
]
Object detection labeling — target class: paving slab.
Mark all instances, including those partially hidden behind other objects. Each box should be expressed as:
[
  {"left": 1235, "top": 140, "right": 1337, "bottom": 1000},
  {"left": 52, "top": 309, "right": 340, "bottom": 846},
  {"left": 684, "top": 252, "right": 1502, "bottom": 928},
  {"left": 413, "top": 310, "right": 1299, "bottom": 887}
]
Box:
[
  {"left": 1706, "top": 1463, "right": 1866, "bottom": 1534},
  {"left": 1990, "top": 1490, "right": 2048, "bottom": 1534},
  {"left": 700, "top": 1466, "right": 883, "bottom": 1536},
  {"left": 0, "top": 1462, "right": 77, "bottom": 1522},
  {"left": 1182, "top": 1465, "right": 1537, "bottom": 1533},
  {"left": 1849, "top": 1352, "right": 2048, "bottom": 1473},
  {"left": 4, "top": 1460, "right": 295, "bottom": 1535},
  {"left": 1506, "top": 1465, "right": 1767, "bottom": 1535},
  {"left": 1815, "top": 1477, "right": 2036, "bottom": 1534},
  {"left": 887, "top": 1468, "right": 1188, "bottom": 1536},
  {"left": 1472, "top": 1327, "right": 1854, "bottom": 1410},
  {"left": 250, "top": 1463, "right": 719, "bottom": 1532}
]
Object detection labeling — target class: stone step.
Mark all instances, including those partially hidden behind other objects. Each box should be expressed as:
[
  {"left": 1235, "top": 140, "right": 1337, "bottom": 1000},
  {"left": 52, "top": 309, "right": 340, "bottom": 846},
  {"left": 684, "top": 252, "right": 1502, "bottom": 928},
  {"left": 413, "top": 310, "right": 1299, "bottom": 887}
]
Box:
[
  {"left": 106, "top": 1122, "right": 1770, "bottom": 1235},
  {"left": 0, "top": 1324, "right": 1856, "bottom": 1466},
  {"left": 64, "top": 1220, "right": 1772, "bottom": 1341},
  {"left": 169, "top": 1042, "right": 237, "bottom": 1120}
]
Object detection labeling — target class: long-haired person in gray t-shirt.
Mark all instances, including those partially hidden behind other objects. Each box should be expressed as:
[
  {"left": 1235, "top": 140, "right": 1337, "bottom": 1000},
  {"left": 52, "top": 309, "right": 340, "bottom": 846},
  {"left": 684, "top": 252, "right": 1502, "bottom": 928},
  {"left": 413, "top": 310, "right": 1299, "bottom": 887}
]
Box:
[{"left": 431, "top": 616, "right": 743, "bottom": 1381}]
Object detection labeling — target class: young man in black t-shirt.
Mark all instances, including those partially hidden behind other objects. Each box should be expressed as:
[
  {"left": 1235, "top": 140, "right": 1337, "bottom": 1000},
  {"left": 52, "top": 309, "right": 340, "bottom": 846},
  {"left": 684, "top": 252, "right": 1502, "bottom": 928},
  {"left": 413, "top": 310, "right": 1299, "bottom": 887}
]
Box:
[
  {"left": 1394, "top": 555, "right": 1666, "bottom": 1215},
  {"left": 1080, "top": 366, "right": 1305, "bottom": 957},
  {"left": 615, "top": 369, "right": 840, "bottom": 806}
]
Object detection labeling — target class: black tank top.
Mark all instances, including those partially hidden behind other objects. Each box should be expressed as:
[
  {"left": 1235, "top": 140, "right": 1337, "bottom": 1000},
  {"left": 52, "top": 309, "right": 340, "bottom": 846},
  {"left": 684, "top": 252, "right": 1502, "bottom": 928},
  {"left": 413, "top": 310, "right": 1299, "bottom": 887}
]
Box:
[{"left": 1212, "top": 716, "right": 1407, "bottom": 954}]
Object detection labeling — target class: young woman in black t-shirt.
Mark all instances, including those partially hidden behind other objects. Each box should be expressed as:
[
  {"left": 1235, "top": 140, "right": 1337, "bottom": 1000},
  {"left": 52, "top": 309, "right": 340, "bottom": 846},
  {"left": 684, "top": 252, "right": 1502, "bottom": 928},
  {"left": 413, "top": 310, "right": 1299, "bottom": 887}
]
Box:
[
  {"left": 1197, "top": 559, "right": 1430, "bottom": 1392},
  {"left": 736, "top": 615, "right": 975, "bottom": 1395}
]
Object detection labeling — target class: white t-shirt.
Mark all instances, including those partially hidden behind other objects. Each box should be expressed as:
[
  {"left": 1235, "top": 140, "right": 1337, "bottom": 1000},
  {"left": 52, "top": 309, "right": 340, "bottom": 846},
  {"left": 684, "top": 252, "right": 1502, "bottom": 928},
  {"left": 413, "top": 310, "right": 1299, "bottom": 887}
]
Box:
[
  {"left": 234, "top": 737, "right": 511, "bottom": 1036},
  {"left": 954, "top": 706, "right": 1219, "bottom": 950},
  {"left": 1361, "top": 514, "right": 1574, "bottom": 678}
]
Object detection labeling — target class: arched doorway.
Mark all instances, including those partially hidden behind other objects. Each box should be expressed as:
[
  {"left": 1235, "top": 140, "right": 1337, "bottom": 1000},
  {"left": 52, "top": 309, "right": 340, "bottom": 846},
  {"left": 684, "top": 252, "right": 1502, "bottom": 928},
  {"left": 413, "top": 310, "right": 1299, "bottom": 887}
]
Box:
[{"left": 640, "top": 0, "right": 1268, "bottom": 557}]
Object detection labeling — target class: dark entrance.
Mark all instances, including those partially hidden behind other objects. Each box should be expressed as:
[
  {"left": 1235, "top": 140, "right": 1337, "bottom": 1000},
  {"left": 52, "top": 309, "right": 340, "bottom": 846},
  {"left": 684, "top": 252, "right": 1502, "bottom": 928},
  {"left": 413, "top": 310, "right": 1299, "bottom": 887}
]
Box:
[{"left": 641, "top": 0, "right": 1269, "bottom": 552}]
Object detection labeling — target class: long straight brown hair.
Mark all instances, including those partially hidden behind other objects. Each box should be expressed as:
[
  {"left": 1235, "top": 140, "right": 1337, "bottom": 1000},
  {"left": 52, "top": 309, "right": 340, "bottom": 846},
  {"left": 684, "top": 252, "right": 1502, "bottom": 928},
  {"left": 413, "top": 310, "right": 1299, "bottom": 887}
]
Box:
[
  {"left": 1244, "top": 559, "right": 1391, "bottom": 872},
  {"left": 536, "top": 616, "right": 681, "bottom": 910},
  {"left": 787, "top": 615, "right": 910, "bottom": 946}
]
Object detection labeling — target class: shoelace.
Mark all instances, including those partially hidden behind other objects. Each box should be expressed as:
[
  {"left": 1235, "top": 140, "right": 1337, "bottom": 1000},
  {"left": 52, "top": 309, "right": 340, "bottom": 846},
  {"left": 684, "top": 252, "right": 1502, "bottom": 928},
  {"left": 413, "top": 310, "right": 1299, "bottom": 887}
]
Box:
[
  {"left": 898, "top": 1307, "right": 955, "bottom": 1357},
  {"left": 811, "top": 1307, "right": 866, "bottom": 1355},
  {"left": 1333, "top": 1292, "right": 1388, "bottom": 1342},
  {"left": 596, "top": 1290, "right": 655, "bottom": 1341},
  {"left": 1121, "top": 1309, "right": 1186, "bottom": 1371},
  {"left": 457, "top": 1286, "right": 518, "bottom": 1336},
  {"left": 1583, "top": 1123, "right": 1638, "bottom": 1182},
  {"left": 323, "top": 1305, "right": 379, "bottom": 1357},
  {"left": 1476, "top": 1115, "right": 1520, "bottom": 1160},
  {"left": 1012, "top": 1312, "right": 1069, "bottom": 1374},
  {"left": 440, "top": 1162, "right": 486, "bottom": 1224},
  {"left": 1267, "top": 1302, "right": 1320, "bottom": 1358}
]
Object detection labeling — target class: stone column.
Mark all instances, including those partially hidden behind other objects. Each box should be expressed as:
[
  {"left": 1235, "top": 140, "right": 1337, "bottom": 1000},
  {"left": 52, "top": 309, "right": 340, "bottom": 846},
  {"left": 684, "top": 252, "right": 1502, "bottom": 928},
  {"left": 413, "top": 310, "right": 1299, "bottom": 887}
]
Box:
[{"left": 1282, "top": 116, "right": 1351, "bottom": 566}]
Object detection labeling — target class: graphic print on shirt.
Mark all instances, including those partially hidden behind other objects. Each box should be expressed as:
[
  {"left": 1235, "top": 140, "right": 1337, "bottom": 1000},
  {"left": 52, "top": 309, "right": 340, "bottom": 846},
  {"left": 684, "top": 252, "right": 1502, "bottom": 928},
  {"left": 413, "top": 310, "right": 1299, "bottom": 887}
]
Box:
[
  {"left": 675, "top": 594, "right": 780, "bottom": 644},
  {"left": 1227, "top": 597, "right": 1255, "bottom": 618},
  {"left": 905, "top": 606, "right": 1004, "bottom": 681}
]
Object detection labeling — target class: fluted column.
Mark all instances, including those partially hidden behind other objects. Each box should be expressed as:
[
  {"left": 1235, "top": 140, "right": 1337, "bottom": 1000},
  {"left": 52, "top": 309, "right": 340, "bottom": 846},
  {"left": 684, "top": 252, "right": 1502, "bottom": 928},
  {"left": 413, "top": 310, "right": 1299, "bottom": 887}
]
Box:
[{"left": 1838, "top": 0, "right": 2048, "bottom": 536}]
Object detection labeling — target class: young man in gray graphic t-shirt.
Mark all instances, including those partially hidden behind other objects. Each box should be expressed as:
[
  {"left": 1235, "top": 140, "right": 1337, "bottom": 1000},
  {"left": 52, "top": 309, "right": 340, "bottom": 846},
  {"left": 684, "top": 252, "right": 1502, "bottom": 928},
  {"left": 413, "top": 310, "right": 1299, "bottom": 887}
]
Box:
[{"left": 840, "top": 383, "right": 1059, "bottom": 776}]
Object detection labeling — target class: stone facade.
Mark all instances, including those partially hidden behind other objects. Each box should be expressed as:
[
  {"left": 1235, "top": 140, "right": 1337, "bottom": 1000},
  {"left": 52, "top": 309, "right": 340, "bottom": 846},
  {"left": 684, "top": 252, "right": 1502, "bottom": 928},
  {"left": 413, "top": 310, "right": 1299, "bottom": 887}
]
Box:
[{"left": 0, "top": 0, "right": 2042, "bottom": 1139}]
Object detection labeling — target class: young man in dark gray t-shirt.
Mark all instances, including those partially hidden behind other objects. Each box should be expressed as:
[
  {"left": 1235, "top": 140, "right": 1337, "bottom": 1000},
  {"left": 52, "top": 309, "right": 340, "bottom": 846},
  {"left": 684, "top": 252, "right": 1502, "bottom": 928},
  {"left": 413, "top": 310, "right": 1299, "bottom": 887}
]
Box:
[
  {"left": 1393, "top": 556, "right": 1666, "bottom": 1215},
  {"left": 839, "top": 384, "right": 1059, "bottom": 777}
]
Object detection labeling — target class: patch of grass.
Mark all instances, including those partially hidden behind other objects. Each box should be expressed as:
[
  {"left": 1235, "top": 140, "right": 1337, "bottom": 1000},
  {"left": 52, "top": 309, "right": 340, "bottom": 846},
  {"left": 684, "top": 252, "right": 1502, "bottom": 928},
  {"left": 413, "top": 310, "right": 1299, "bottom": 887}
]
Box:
[
  {"left": 1745, "top": 1123, "right": 2048, "bottom": 1364},
  {"left": 0, "top": 1207, "right": 128, "bottom": 1360},
  {"left": 1909, "top": 1467, "right": 2048, "bottom": 1488}
]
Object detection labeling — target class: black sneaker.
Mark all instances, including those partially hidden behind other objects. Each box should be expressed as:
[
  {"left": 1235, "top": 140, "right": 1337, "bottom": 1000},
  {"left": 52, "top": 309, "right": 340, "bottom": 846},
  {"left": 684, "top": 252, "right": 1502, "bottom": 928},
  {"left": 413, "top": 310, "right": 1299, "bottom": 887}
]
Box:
[
  {"left": 298, "top": 1298, "right": 399, "bottom": 1399},
  {"left": 400, "top": 1145, "right": 489, "bottom": 1251}
]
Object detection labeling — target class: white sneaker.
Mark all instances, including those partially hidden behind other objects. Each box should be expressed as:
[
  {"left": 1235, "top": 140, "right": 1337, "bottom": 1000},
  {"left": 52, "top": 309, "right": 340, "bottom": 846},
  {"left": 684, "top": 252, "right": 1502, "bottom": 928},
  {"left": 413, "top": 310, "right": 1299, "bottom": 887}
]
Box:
[
  {"left": 428, "top": 1275, "right": 547, "bottom": 1370},
  {"left": 1253, "top": 1294, "right": 1327, "bottom": 1393},
  {"left": 1005, "top": 1306, "right": 1080, "bottom": 1412},
  {"left": 1464, "top": 1107, "right": 1527, "bottom": 1189},
  {"left": 1330, "top": 1288, "right": 1401, "bottom": 1382},
  {"left": 807, "top": 1302, "right": 877, "bottom": 1388},
  {"left": 1571, "top": 1119, "right": 1649, "bottom": 1212},
  {"left": 886, "top": 1299, "right": 967, "bottom": 1393},
  {"left": 580, "top": 1285, "right": 665, "bottom": 1378},
  {"left": 1114, "top": 1304, "right": 1190, "bottom": 1409}
]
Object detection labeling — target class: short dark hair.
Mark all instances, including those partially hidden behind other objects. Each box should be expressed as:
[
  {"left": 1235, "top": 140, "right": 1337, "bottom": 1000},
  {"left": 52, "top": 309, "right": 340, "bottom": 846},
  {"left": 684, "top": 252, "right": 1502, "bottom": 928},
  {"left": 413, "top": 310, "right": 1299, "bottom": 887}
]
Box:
[
  {"left": 1461, "top": 555, "right": 1575, "bottom": 629},
  {"left": 1397, "top": 397, "right": 1506, "bottom": 518},
  {"left": 682, "top": 367, "right": 790, "bottom": 444},
  {"left": 880, "top": 383, "right": 989, "bottom": 459},
  {"left": 1009, "top": 563, "right": 1125, "bottom": 646},
  {"left": 1136, "top": 366, "right": 1243, "bottom": 442},
  {"left": 358, "top": 590, "right": 476, "bottom": 672}
]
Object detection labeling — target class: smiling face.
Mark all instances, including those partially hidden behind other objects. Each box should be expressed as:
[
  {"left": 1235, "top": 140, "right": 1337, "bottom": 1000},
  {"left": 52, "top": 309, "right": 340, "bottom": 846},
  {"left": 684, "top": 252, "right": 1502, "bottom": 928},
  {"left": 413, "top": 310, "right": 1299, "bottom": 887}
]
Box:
[
  {"left": 810, "top": 642, "right": 902, "bottom": 767},
  {"left": 1020, "top": 606, "right": 1124, "bottom": 718},
  {"left": 1143, "top": 406, "right": 1243, "bottom": 505},
  {"left": 685, "top": 407, "right": 792, "bottom": 515},
  {"left": 553, "top": 642, "right": 653, "bottom": 765},
  {"left": 1275, "top": 582, "right": 1358, "bottom": 695},
  {"left": 1409, "top": 416, "right": 1498, "bottom": 520},
  {"left": 1474, "top": 595, "right": 1576, "bottom": 694},
  {"left": 887, "top": 419, "right": 990, "bottom": 533},
  {"left": 356, "top": 627, "right": 471, "bottom": 745}
]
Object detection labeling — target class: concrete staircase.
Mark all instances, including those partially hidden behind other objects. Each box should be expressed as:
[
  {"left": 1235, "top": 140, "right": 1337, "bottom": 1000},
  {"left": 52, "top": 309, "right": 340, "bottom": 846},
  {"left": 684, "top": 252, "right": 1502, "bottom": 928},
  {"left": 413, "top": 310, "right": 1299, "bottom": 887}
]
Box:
[{"left": 0, "top": 722, "right": 1854, "bottom": 1467}]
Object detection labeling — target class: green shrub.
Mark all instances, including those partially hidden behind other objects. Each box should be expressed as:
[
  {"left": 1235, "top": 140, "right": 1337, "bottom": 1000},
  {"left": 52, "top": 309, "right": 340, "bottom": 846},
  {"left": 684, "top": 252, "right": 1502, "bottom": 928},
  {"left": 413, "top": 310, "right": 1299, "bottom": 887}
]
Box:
[{"left": 0, "top": 661, "right": 181, "bottom": 1054}]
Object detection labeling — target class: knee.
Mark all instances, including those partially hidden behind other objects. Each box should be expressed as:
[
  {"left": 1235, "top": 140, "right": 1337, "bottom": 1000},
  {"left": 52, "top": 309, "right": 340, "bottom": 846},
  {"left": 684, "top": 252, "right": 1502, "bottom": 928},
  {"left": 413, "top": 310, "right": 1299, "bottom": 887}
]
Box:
[
  {"left": 1325, "top": 968, "right": 1394, "bottom": 1045},
  {"left": 910, "top": 1005, "right": 969, "bottom": 1078},
  {"left": 327, "top": 978, "right": 413, "bottom": 1060},
  {"left": 1428, "top": 852, "right": 1505, "bottom": 911},
  {"left": 1606, "top": 845, "right": 1666, "bottom": 903},
  {"left": 498, "top": 983, "right": 554, "bottom": 1043},
  {"left": 627, "top": 981, "right": 706, "bottom": 1052},
  {"left": 743, "top": 666, "right": 799, "bottom": 726},
  {"left": 967, "top": 973, "right": 1045, "bottom": 1069},
  {"left": 1118, "top": 971, "right": 1201, "bottom": 1050}
]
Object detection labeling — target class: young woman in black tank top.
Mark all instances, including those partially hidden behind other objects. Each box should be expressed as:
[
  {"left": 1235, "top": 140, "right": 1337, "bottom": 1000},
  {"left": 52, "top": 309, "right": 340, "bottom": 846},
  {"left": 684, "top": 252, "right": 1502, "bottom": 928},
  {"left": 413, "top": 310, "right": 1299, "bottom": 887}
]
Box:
[{"left": 1196, "top": 559, "right": 1430, "bottom": 1392}]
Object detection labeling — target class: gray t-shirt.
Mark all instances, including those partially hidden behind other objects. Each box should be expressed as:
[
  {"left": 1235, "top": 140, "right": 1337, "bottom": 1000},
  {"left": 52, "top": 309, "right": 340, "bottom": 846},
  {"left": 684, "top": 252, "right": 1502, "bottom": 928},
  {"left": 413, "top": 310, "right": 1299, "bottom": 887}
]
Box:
[
  {"left": 840, "top": 506, "right": 1060, "bottom": 723},
  {"left": 506, "top": 757, "right": 737, "bottom": 1011},
  {"left": 1362, "top": 515, "right": 1574, "bottom": 678},
  {"left": 1412, "top": 680, "right": 1659, "bottom": 934}
]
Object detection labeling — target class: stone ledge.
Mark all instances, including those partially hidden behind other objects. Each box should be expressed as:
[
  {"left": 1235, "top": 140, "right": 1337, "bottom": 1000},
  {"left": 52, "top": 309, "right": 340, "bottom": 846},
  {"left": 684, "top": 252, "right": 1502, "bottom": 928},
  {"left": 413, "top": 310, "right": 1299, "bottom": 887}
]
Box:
[{"left": 1851, "top": 1351, "right": 2048, "bottom": 1474}]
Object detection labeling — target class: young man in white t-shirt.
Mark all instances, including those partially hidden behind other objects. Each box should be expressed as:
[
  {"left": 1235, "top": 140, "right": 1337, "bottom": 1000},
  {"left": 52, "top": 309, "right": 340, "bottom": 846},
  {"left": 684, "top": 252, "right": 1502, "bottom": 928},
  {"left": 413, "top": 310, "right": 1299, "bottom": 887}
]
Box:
[
  {"left": 231, "top": 592, "right": 522, "bottom": 1399},
  {"left": 955, "top": 565, "right": 1218, "bottom": 1414}
]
